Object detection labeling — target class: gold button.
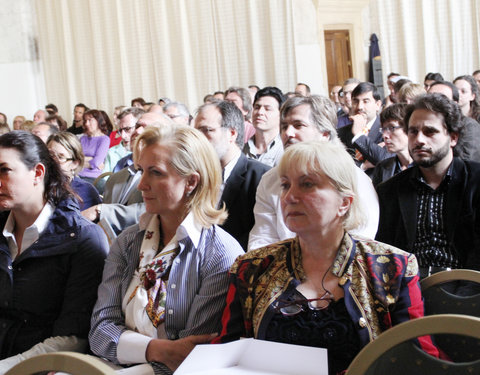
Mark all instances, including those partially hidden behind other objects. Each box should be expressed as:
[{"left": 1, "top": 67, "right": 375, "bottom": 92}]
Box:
[
  {"left": 359, "top": 317, "right": 367, "bottom": 327},
  {"left": 339, "top": 276, "right": 348, "bottom": 286}
]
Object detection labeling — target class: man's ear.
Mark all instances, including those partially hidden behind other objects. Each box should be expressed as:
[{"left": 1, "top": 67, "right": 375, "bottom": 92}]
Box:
[{"left": 450, "top": 131, "right": 459, "bottom": 148}]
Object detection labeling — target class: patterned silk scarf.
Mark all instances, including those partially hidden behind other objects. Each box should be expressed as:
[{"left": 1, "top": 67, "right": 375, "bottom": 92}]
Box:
[{"left": 123, "top": 214, "right": 179, "bottom": 338}]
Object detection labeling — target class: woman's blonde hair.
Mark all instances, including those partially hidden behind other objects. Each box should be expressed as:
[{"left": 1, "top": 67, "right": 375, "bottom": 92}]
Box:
[
  {"left": 135, "top": 126, "right": 227, "bottom": 227},
  {"left": 278, "top": 140, "right": 366, "bottom": 232}
]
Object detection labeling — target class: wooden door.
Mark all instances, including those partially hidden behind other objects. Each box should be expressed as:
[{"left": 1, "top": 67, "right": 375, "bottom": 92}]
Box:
[{"left": 324, "top": 30, "right": 353, "bottom": 94}]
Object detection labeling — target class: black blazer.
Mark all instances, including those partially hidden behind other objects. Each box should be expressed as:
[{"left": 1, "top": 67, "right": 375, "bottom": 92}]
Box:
[
  {"left": 375, "top": 157, "right": 480, "bottom": 270},
  {"left": 220, "top": 154, "right": 270, "bottom": 251},
  {"left": 338, "top": 116, "right": 385, "bottom": 161}
]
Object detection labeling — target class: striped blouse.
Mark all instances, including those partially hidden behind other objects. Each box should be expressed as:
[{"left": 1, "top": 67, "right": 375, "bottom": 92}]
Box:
[{"left": 89, "top": 212, "right": 243, "bottom": 374}]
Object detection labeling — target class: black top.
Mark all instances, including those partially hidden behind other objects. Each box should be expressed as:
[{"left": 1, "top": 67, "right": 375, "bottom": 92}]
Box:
[{"left": 265, "top": 291, "right": 361, "bottom": 375}]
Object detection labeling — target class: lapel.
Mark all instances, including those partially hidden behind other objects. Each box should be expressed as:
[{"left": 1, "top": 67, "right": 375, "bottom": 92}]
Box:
[
  {"left": 368, "top": 116, "right": 382, "bottom": 143},
  {"left": 221, "top": 154, "right": 247, "bottom": 208},
  {"left": 398, "top": 170, "right": 418, "bottom": 249},
  {"left": 444, "top": 158, "right": 466, "bottom": 243}
]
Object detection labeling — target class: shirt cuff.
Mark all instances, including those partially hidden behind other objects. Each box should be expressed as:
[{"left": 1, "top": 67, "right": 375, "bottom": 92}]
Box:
[
  {"left": 117, "top": 331, "right": 153, "bottom": 365},
  {"left": 351, "top": 133, "right": 365, "bottom": 144}
]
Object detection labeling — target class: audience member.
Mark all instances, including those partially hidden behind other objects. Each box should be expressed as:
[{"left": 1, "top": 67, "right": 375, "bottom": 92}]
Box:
[
  {"left": 0, "top": 113, "right": 7, "bottom": 125},
  {"left": 248, "top": 84, "right": 260, "bottom": 103},
  {"left": 384, "top": 72, "right": 400, "bottom": 107},
  {"left": 67, "top": 103, "right": 89, "bottom": 135},
  {"left": 424, "top": 72, "right": 444, "bottom": 91},
  {"left": 0, "top": 131, "right": 108, "bottom": 371},
  {"left": 248, "top": 95, "right": 379, "bottom": 250},
  {"left": 33, "top": 109, "right": 47, "bottom": 124},
  {"left": 45, "top": 103, "right": 58, "bottom": 116},
  {"left": 12, "top": 116, "right": 25, "bottom": 130},
  {"left": 88, "top": 126, "right": 243, "bottom": 373},
  {"left": 224, "top": 86, "right": 256, "bottom": 142},
  {"left": 213, "top": 91, "right": 225, "bottom": 100},
  {"left": 295, "top": 82, "right": 311, "bottom": 96},
  {"left": 131, "top": 97, "right": 146, "bottom": 108},
  {"left": 195, "top": 101, "right": 270, "bottom": 250},
  {"left": 243, "top": 86, "right": 285, "bottom": 167},
  {"left": 19, "top": 120, "right": 35, "bottom": 132},
  {"left": 397, "top": 82, "right": 426, "bottom": 103},
  {"left": 337, "top": 77, "right": 360, "bottom": 128},
  {"left": 371, "top": 103, "right": 412, "bottom": 186},
  {"left": 453, "top": 75, "right": 480, "bottom": 123},
  {"left": 215, "top": 140, "right": 438, "bottom": 374},
  {"left": 158, "top": 97, "right": 171, "bottom": 107},
  {"left": 31, "top": 122, "right": 58, "bottom": 143},
  {"left": 429, "top": 80, "right": 480, "bottom": 161},
  {"left": 163, "top": 101, "right": 191, "bottom": 126},
  {"left": 376, "top": 93, "right": 480, "bottom": 277},
  {"left": 329, "top": 85, "right": 343, "bottom": 115},
  {"left": 46, "top": 114, "right": 68, "bottom": 131},
  {"left": 78, "top": 110, "right": 110, "bottom": 184},
  {"left": 0, "top": 124, "right": 10, "bottom": 135},
  {"left": 47, "top": 132, "right": 102, "bottom": 210},
  {"left": 473, "top": 70, "right": 480, "bottom": 87},
  {"left": 109, "top": 105, "right": 127, "bottom": 148}
]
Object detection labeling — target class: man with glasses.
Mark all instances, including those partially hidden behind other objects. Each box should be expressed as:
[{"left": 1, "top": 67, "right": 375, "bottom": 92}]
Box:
[
  {"left": 163, "top": 101, "right": 191, "bottom": 126},
  {"left": 337, "top": 77, "right": 360, "bottom": 128},
  {"left": 371, "top": 103, "right": 413, "bottom": 186},
  {"left": 102, "top": 107, "right": 145, "bottom": 175}
]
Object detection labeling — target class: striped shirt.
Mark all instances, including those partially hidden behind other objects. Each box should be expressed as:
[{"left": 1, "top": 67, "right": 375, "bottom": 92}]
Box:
[
  {"left": 412, "top": 166, "right": 459, "bottom": 268},
  {"left": 89, "top": 212, "right": 243, "bottom": 374}
]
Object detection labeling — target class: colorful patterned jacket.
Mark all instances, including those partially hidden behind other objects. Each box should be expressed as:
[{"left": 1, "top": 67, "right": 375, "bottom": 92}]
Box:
[{"left": 214, "top": 233, "right": 438, "bottom": 356}]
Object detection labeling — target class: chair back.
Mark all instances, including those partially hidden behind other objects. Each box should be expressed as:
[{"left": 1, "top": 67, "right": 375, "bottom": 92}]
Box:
[
  {"left": 346, "top": 314, "right": 480, "bottom": 375},
  {"left": 420, "top": 269, "right": 480, "bottom": 361},
  {"left": 5, "top": 351, "right": 116, "bottom": 375}
]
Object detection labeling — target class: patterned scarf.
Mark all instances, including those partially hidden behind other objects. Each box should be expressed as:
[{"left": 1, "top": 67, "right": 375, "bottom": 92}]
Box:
[{"left": 124, "top": 214, "right": 179, "bottom": 337}]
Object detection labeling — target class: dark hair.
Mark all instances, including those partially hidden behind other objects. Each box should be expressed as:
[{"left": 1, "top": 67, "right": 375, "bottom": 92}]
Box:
[
  {"left": 36, "top": 122, "right": 60, "bottom": 136},
  {"left": 453, "top": 75, "right": 480, "bottom": 122},
  {"left": 253, "top": 86, "right": 286, "bottom": 108},
  {"left": 296, "top": 83, "right": 311, "bottom": 95},
  {"left": 46, "top": 114, "right": 67, "bottom": 131},
  {"left": 387, "top": 72, "right": 400, "bottom": 79},
  {"left": 424, "top": 72, "right": 444, "bottom": 82},
  {"left": 131, "top": 97, "right": 146, "bottom": 107},
  {"left": 473, "top": 70, "right": 480, "bottom": 76},
  {"left": 430, "top": 81, "right": 460, "bottom": 103},
  {"left": 197, "top": 101, "right": 245, "bottom": 148},
  {"left": 380, "top": 103, "right": 409, "bottom": 132},
  {"left": 83, "top": 110, "right": 110, "bottom": 135},
  {"left": 74, "top": 103, "right": 89, "bottom": 111},
  {"left": 0, "top": 131, "right": 73, "bottom": 205},
  {"left": 352, "top": 82, "right": 381, "bottom": 101},
  {"left": 248, "top": 85, "right": 260, "bottom": 91},
  {"left": 45, "top": 103, "right": 58, "bottom": 114},
  {"left": 404, "top": 93, "right": 462, "bottom": 134}
]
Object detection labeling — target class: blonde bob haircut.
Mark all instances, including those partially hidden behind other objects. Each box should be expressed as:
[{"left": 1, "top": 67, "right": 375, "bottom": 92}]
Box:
[
  {"left": 278, "top": 140, "right": 366, "bottom": 232},
  {"left": 134, "top": 126, "right": 227, "bottom": 227}
]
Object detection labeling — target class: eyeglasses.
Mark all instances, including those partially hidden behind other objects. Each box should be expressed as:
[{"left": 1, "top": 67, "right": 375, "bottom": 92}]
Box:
[
  {"left": 51, "top": 153, "right": 73, "bottom": 163},
  {"left": 380, "top": 125, "right": 403, "bottom": 134},
  {"left": 118, "top": 126, "right": 135, "bottom": 133},
  {"left": 273, "top": 291, "right": 334, "bottom": 316}
]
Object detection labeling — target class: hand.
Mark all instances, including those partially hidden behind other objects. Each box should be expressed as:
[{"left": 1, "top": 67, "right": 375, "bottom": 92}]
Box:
[
  {"left": 84, "top": 156, "right": 93, "bottom": 168},
  {"left": 350, "top": 113, "right": 368, "bottom": 136},
  {"left": 146, "top": 333, "right": 217, "bottom": 371},
  {"left": 81, "top": 205, "right": 99, "bottom": 221}
]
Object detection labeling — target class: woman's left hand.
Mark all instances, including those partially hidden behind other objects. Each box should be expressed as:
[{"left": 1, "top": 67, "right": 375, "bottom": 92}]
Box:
[{"left": 146, "top": 333, "right": 217, "bottom": 371}]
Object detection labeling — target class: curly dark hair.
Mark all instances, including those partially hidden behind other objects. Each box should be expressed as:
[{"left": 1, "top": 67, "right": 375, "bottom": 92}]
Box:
[
  {"left": 404, "top": 93, "right": 462, "bottom": 134},
  {"left": 0, "top": 131, "right": 74, "bottom": 205},
  {"left": 380, "top": 103, "right": 409, "bottom": 132}
]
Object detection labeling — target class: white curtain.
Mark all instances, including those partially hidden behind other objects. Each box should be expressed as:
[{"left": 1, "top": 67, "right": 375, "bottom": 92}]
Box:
[
  {"left": 368, "top": 0, "right": 480, "bottom": 84},
  {"left": 34, "top": 0, "right": 296, "bottom": 122}
]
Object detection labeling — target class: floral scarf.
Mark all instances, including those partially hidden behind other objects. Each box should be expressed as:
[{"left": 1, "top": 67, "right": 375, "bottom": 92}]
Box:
[{"left": 123, "top": 214, "right": 179, "bottom": 337}]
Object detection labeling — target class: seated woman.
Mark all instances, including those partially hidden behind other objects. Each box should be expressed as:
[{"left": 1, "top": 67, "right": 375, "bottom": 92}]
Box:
[
  {"left": 89, "top": 126, "right": 244, "bottom": 374},
  {"left": 214, "top": 141, "right": 438, "bottom": 375},
  {"left": 0, "top": 131, "right": 108, "bottom": 372},
  {"left": 47, "top": 132, "right": 102, "bottom": 210},
  {"left": 78, "top": 109, "right": 111, "bottom": 184}
]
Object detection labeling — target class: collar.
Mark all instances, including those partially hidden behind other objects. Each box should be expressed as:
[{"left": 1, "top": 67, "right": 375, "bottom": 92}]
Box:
[
  {"left": 411, "top": 159, "right": 454, "bottom": 189},
  {"left": 223, "top": 149, "right": 242, "bottom": 183},
  {"left": 247, "top": 134, "right": 281, "bottom": 154},
  {"left": 139, "top": 211, "right": 203, "bottom": 249},
  {"left": 3, "top": 202, "right": 55, "bottom": 257}
]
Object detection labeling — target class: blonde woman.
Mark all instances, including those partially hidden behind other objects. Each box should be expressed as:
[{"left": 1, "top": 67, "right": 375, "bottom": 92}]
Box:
[{"left": 89, "top": 126, "right": 243, "bottom": 374}]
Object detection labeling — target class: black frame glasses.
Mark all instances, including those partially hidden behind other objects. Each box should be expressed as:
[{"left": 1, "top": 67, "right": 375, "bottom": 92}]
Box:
[{"left": 274, "top": 291, "right": 334, "bottom": 316}]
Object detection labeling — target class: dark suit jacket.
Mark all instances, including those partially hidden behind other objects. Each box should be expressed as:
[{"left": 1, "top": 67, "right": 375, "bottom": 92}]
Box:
[
  {"left": 220, "top": 154, "right": 270, "bottom": 251},
  {"left": 338, "top": 117, "right": 386, "bottom": 163},
  {"left": 375, "top": 157, "right": 480, "bottom": 270}
]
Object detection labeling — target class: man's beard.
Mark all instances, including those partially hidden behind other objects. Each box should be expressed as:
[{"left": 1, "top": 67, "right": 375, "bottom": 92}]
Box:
[{"left": 409, "top": 139, "right": 451, "bottom": 168}]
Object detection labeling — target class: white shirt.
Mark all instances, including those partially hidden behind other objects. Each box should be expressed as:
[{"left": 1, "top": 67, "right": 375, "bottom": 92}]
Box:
[
  {"left": 247, "top": 166, "right": 380, "bottom": 251},
  {"left": 3, "top": 203, "right": 54, "bottom": 259}
]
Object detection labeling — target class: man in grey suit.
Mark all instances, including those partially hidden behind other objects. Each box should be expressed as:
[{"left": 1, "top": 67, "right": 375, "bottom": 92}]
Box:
[{"left": 81, "top": 112, "right": 174, "bottom": 235}]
